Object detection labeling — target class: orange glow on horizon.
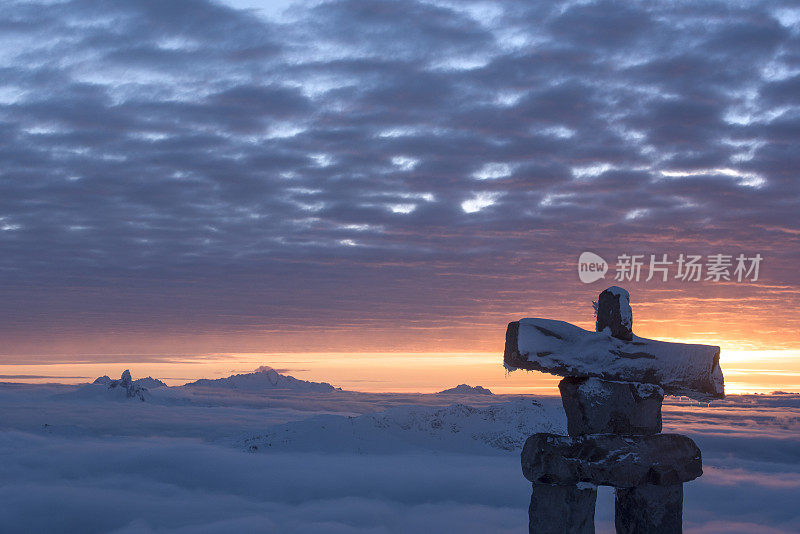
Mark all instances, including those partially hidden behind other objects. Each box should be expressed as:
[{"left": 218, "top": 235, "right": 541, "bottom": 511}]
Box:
[
  {"left": 2, "top": 283, "right": 799, "bottom": 395},
  {"left": 2, "top": 347, "right": 798, "bottom": 396}
]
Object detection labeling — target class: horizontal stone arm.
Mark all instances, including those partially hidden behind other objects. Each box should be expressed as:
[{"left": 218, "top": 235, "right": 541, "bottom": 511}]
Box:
[
  {"left": 505, "top": 318, "right": 724, "bottom": 401},
  {"left": 521, "top": 432, "right": 702, "bottom": 488}
]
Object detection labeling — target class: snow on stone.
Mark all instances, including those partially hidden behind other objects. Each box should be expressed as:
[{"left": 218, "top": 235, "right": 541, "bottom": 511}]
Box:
[
  {"left": 241, "top": 398, "right": 564, "bottom": 454},
  {"left": 575, "top": 377, "right": 663, "bottom": 405},
  {"left": 510, "top": 318, "right": 723, "bottom": 400},
  {"left": 605, "top": 285, "right": 632, "bottom": 332},
  {"left": 575, "top": 377, "right": 608, "bottom": 402}
]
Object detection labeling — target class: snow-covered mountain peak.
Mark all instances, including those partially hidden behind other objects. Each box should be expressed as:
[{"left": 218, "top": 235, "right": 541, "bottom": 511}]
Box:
[
  {"left": 92, "top": 373, "right": 166, "bottom": 390},
  {"left": 105, "top": 370, "right": 147, "bottom": 401},
  {"left": 60, "top": 370, "right": 150, "bottom": 402},
  {"left": 185, "top": 367, "right": 340, "bottom": 392},
  {"left": 436, "top": 384, "right": 494, "bottom": 395}
]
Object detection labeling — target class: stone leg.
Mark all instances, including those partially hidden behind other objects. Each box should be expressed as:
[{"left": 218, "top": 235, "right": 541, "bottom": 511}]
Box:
[
  {"left": 614, "top": 484, "right": 683, "bottom": 534},
  {"left": 529, "top": 484, "right": 596, "bottom": 534}
]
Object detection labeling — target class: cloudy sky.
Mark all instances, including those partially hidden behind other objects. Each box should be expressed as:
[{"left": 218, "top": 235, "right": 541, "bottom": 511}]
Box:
[{"left": 1, "top": 0, "right": 800, "bottom": 362}]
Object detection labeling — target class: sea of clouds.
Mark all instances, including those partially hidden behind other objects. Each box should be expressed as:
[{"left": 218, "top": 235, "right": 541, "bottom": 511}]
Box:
[{"left": 0, "top": 379, "right": 798, "bottom": 533}]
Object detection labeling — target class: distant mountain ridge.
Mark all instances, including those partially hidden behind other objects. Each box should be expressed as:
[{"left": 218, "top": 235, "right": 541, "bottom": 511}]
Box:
[
  {"left": 94, "top": 375, "right": 167, "bottom": 389},
  {"left": 241, "top": 398, "right": 562, "bottom": 454},
  {"left": 436, "top": 384, "right": 493, "bottom": 395},
  {"left": 185, "top": 366, "right": 340, "bottom": 392},
  {"left": 58, "top": 370, "right": 150, "bottom": 401}
]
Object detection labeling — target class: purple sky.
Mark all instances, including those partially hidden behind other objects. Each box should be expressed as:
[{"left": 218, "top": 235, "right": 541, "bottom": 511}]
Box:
[{"left": 1, "top": 0, "right": 799, "bottom": 360}]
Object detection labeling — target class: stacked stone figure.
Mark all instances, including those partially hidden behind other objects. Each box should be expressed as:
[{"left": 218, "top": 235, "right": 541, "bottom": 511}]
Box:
[{"left": 504, "top": 287, "right": 725, "bottom": 534}]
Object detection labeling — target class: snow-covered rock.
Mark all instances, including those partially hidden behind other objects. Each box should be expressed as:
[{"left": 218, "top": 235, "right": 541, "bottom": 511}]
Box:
[
  {"left": 521, "top": 432, "right": 702, "bottom": 487},
  {"left": 186, "top": 366, "right": 339, "bottom": 392},
  {"left": 559, "top": 377, "right": 663, "bottom": 436},
  {"left": 504, "top": 318, "right": 723, "bottom": 401},
  {"left": 240, "top": 398, "right": 564, "bottom": 454},
  {"left": 436, "top": 384, "right": 493, "bottom": 395},
  {"left": 595, "top": 285, "right": 633, "bottom": 340}
]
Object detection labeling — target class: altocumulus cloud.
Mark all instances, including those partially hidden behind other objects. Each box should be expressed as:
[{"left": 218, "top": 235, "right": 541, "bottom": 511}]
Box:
[{"left": 1, "top": 0, "right": 800, "bottom": 354}]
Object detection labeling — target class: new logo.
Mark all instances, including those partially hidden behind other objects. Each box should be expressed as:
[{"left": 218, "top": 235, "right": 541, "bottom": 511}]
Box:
[{"left": 578, "top": 252, "right": 608, "bottom": 283}]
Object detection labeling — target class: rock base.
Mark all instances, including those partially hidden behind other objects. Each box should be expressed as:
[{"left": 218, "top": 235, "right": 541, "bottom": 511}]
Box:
[
  {"left": 615, "top": 484, "right": 683, "bottom": 534},
  {"left": 529, "top": 484, "right": 596, "bottom": 534}
]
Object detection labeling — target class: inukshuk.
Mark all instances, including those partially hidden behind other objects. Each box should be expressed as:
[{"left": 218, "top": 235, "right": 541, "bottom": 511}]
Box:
[{"left": 504, "top": 286, "right": 725, "bottom": 534}]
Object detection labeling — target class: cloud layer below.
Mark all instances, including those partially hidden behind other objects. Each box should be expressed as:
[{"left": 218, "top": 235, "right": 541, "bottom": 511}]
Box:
[{"left": 0, "top": 384, "right": 799, "bottom": 533}]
